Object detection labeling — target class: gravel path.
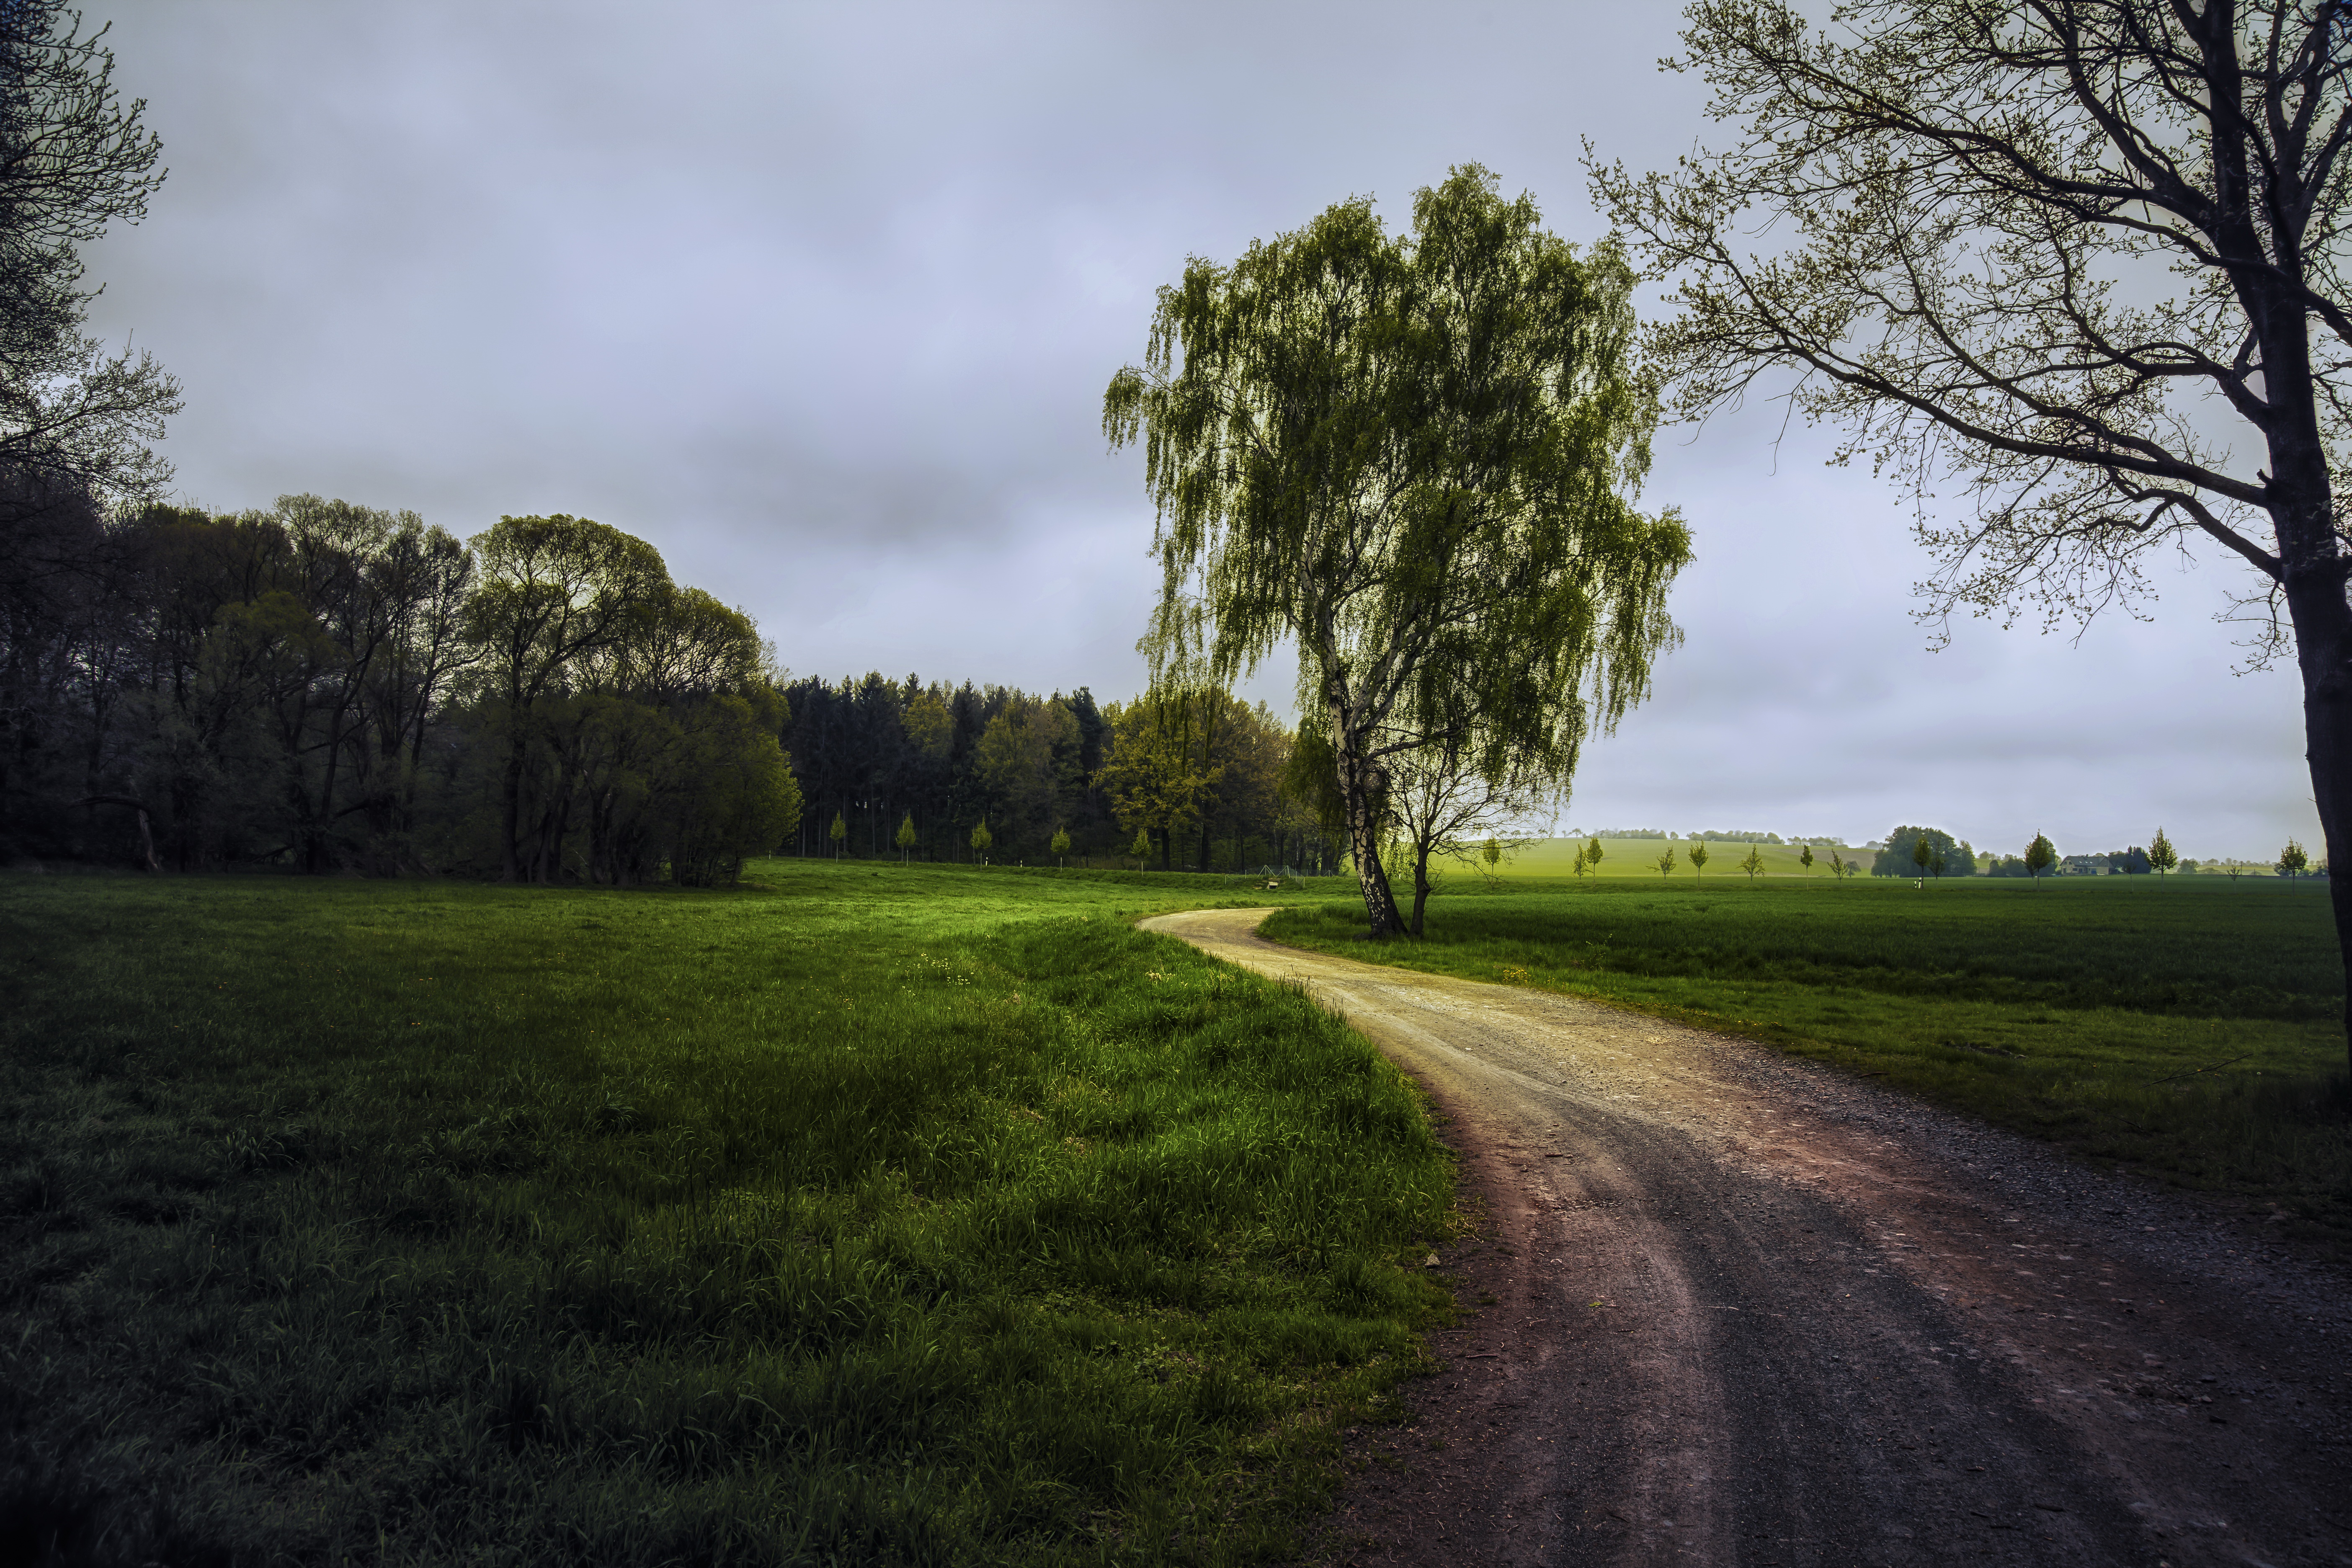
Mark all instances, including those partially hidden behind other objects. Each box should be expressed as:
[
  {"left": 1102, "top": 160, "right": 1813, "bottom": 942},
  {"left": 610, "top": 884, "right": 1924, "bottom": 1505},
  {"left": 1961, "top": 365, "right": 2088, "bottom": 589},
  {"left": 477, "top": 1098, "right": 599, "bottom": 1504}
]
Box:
[{"left": 1140, "top": 908, "right": 2350, "bottom": 1568}]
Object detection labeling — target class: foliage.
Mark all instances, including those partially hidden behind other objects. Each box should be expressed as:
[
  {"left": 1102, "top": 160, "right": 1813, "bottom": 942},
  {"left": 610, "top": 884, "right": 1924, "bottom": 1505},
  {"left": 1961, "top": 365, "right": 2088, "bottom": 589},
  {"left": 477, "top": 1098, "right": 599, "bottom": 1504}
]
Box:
[
  {"left": 0, "top": 863, "right": 1454, "bottom": 1565},
  {"left": 1655, "top": 844, "right": 1678, "bottom": 878},
  {"left": 2150, "top": 827, "right": 2180, "bottom": 878},
  {"left": 1739, "top": 845, "right": 1765, "bottom": 881},
  {"left": 1687, "top": 839, "right": 1710, "bottom": 879},
  {"left": 2026, "top": 833, "right": 2057, "bottom": 885},
  {"left": 970, "top": 816, "right": 993, "bottom": 860},
  {"left": 2282, "top": 838, "right": 2311, "bottom": 879},
  {"left": 1107, "top": 165, "right": 1690, "bottom": 937},
  {"left": 1799, "top": 843, "right": 1814, "bottom": 877},
  {"left": 1873, "top": 825, "right": 1971, "bottom": 879},
  {"left": 3, "top": 497, "right": 796, "bottom": 885},
  {"left": 1264, "top": 878, "right": 2351, "bottom": 1242}
]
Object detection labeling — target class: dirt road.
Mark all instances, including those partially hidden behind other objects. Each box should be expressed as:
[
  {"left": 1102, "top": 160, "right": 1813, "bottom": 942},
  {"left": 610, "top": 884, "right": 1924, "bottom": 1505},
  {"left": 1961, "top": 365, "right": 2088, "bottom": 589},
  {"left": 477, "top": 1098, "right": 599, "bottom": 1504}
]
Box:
[{"left": 1140, "top": 908, "right": 2349, "bottom": 1568}]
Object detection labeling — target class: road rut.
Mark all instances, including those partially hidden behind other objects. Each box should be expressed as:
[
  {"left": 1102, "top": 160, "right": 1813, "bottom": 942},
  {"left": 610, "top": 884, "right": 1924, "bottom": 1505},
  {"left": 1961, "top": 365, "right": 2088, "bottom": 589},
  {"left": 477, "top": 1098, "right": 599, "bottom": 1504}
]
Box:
[{"left": 1140, "top": 907, "right": 2349, "bottom": 1568}]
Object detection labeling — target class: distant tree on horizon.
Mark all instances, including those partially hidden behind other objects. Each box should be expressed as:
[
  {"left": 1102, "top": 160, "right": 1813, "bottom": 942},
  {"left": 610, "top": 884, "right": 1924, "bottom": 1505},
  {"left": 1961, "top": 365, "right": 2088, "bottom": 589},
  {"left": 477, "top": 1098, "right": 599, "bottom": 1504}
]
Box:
[
  {"left": 2149, "top": 827, "right": 2178, "bottom": 879},
  {"left": 2025, "top": 833, "right": 2056, "bottom": 886}
]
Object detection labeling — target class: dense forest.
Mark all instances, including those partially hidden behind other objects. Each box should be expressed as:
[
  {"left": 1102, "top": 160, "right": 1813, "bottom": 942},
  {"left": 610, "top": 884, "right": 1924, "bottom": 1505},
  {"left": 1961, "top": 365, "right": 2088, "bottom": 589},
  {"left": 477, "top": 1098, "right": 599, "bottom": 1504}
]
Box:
[
  {"left": 0, "top": 490, "right": 1342, "bottom": 881},
  {"left": 779, "top": 674, "right": 1336, "bottom": 872}
]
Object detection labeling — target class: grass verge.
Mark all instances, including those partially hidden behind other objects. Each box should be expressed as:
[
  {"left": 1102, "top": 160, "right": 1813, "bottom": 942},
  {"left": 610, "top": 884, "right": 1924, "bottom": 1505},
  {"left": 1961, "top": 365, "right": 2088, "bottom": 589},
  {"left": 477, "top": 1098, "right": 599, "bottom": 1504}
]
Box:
[
  {"left": 1264, "top": 877, "right": 2352, "bottom": 1243},
  {"left": 0, "top": 861, "right": 1452, "bottom": 1566}
]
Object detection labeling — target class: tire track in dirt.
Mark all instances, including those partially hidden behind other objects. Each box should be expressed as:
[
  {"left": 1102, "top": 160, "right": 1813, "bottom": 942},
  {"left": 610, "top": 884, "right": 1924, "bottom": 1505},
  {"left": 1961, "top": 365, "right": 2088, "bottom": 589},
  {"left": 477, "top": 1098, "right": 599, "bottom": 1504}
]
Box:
[{"left": 1140, "top": 907, "right": 2349, "bottom": 1568}]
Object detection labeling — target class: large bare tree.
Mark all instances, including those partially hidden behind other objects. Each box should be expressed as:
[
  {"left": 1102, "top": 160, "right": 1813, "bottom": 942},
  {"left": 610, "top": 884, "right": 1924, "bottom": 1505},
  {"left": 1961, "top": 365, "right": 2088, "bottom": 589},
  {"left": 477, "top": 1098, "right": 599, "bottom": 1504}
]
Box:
[{"left": 1594, "top": 0, "right": 2352, "bottom": 1064}]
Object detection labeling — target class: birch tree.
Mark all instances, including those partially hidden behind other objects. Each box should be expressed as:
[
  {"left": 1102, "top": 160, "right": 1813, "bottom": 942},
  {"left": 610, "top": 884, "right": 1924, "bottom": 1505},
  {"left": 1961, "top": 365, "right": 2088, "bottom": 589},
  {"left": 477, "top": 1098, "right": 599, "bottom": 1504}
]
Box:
[{"left": 1106, "top": 166, "right": 1691, "bottom": 937}]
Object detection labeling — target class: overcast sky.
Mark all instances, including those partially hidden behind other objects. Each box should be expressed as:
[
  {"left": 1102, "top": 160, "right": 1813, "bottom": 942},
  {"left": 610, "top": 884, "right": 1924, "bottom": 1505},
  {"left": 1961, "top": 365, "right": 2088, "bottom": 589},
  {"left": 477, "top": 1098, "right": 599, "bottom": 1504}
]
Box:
[{"left": 79, "top": 1, "right": 2317, "bottom": 860}]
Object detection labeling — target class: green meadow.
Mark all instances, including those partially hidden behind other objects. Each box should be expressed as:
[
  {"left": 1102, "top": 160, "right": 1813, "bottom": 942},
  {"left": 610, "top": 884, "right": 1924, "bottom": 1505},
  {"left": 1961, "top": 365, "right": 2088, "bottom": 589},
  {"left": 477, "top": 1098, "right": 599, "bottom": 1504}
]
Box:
[
  {"left": 0, "top": 863, "right": 1452, "bottom": 1567},
  {"left": 1266, "top": 875, "right": 2352, "bottom": 1239},
  {"left": 1483, "top": 836, "right": 1872, "bottom": 878}
]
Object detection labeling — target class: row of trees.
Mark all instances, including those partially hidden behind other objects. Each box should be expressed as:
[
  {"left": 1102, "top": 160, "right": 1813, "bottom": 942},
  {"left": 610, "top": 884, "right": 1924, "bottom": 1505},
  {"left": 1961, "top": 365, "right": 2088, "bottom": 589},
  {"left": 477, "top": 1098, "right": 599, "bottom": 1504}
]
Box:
[
  {"left": 2, "top": 500, "right": 802, "bottom": 884},
  {"left": 780, "top": 676, "right": 1345, "bottom": 872}
]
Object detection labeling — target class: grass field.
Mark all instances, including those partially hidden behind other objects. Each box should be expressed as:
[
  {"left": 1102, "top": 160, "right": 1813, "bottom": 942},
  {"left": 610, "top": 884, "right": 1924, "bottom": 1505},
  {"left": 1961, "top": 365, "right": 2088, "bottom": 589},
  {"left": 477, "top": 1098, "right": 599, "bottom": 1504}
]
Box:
[
  {"left": 1265, "top": 876, "right": 2352, "bottom": 1241},
  {"left": 0, "top": 862, "right": 1453, "bottom": 1567},
  {"left": 1476, "top": 836, "right": 1872, "bottom": 879}
]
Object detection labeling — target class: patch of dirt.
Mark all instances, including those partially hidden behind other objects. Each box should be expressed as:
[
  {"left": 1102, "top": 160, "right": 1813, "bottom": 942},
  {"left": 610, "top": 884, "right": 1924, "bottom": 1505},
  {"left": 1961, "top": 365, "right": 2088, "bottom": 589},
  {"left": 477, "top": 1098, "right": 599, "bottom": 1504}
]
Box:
[{"left": 1142, "top": 908, "right": 2351, "bottom": 1568}]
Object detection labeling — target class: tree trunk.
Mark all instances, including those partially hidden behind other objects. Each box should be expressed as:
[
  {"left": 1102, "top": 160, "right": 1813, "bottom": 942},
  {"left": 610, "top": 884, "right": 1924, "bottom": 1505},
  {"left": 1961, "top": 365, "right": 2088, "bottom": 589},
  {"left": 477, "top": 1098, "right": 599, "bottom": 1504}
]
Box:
[
  {"left": 2285, "top": 562, "right": 2352, "bottom": 1076},
  {"left": 1331, "top": 712, "right": 1404, "bottom": 939}
]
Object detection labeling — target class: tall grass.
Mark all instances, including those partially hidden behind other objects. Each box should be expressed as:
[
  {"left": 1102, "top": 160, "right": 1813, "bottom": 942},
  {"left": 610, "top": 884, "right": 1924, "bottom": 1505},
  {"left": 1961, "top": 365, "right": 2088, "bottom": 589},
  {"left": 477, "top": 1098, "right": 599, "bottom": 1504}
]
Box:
[
  {"left": 1264, "top": 878, "right": 2352, "bottom": 1240},
  {"left": 0, "top": 864, "right": 1452, "bottom": 1566}
]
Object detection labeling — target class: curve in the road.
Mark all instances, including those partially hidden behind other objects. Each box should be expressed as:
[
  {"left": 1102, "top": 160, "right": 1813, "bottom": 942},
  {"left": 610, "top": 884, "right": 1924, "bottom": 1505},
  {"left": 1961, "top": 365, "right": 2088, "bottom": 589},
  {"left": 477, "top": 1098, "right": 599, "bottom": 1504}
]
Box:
[{"left": 1141, "top": 907, "right": 2348, "bottom": 1568}]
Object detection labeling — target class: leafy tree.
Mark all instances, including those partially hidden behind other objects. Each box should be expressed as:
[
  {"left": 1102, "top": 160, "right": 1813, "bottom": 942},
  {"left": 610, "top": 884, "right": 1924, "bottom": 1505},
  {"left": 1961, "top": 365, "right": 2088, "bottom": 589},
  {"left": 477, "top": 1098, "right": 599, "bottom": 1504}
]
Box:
[
  {"left": 2025, "top": 833, "right": 2057, "bottom": 887},
  {"left": 1826, "top": 848, "right": 1850, "bottom": 882},
  {"left": 970, "top": 816, "right": 993, "bottom": 864},
  {"left": 1130, "top": 826, "right": 1150, "bottom": 870},
  {"left": 463, "top": 515, "right": 668, "bottom": 882},
  {"left": 1107, "top": 165, "right": 1691, "bottom": 939},
  {"left": 1799, "top": 842, "right": 1814, "bottom": 878},
  {"left": 2281, "top": 838, "right": 2310, "bottom": 879},
  {"left": 1739, "top": 845, "right": 1764, "bottom": 881},
  {"left": 1480, "top": 835, "right": 1503, "bottom": 887},
  {"left": 1381, "top": 723, "right": 1550, "bottom": 932},
  {"left": 1596, "top": 0, "right": 2352, "bottom": 1065},
  {"left": 1876, "top": 825, "right": 1965, "bottom": 878},
  {"left": 1688, "top": 838, "right": 1710, "bottom": 880},
  {"left": 1099, "top": 688, "right": 1222, "bottom": 871},
  {"left": 828, "top": 809, "right": 846, "bottom": 859},
  {"left": 1656, "top": 844, "right": 1678, "bottom": 878},
  {"left": 1584, "top": 835, "right": 1604, "bottom": 878},
  {"left": 895, "top": 810, "right": 917, "bottom": 863},
  {"left": 1050, "top": 825, "right": 1070, "bottom": 867},
  {"left": 2149, "top": 827, "right": 2179, "bottom": 879}
]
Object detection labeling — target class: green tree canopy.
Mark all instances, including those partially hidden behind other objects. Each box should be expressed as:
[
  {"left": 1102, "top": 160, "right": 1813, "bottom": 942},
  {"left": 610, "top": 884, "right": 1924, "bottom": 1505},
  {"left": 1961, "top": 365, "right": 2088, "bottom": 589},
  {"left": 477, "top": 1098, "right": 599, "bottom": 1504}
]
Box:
[
  {"left": 2025, "top": 833, "right": 2057, "bottom": 886},
  {"left": 1106, "top": 165, "right": 1691, "bottom": 937},
  {"left": 2149, "top": 827, "right": 2179, "bottom": 879}
]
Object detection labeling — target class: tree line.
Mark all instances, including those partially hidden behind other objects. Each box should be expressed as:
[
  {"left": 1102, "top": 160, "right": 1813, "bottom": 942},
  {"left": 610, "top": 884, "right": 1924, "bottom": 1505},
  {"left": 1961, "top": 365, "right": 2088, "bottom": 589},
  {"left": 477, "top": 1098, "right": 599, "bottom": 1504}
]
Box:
[
  {"left": 1, "top": 498, "right": 804, "bottom": 884},
  {"left": 779, "top": 676, "right": 1345, "bottom": 872}
]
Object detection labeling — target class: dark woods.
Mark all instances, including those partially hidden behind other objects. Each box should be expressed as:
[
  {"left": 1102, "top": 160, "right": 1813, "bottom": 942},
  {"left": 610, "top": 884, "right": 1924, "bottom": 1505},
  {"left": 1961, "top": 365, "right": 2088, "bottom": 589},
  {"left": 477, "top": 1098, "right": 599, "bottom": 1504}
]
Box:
[
  {"left": 779, "top": 677, "right": 1345, "bottom": 872},
  {"left": 0, "top": 497, "right": 802, "bottom": 885},
  {"left": 1, "top": 485, "right": 1346, "bottom": 882}
]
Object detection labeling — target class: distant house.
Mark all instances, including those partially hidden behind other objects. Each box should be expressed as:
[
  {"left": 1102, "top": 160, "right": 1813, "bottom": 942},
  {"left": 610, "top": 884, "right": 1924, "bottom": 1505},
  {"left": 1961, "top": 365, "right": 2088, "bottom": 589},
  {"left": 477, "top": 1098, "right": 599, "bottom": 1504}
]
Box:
[{"left": 2060, "top": 855, "right": 2109, "bottom": 876}]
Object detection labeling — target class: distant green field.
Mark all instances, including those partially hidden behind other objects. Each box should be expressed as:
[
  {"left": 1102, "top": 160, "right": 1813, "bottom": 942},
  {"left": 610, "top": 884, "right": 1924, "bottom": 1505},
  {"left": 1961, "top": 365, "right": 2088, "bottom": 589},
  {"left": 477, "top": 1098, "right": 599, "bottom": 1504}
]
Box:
[
  {"left": 0, "top": 863, "right": 1449, "bottom": 1567},
  {"left": 1475, "top": 836, "right": 1873, "bottom": 879},
  {"left": 1265, "top": 877, "right": 2352, "bottom": 1240}
]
